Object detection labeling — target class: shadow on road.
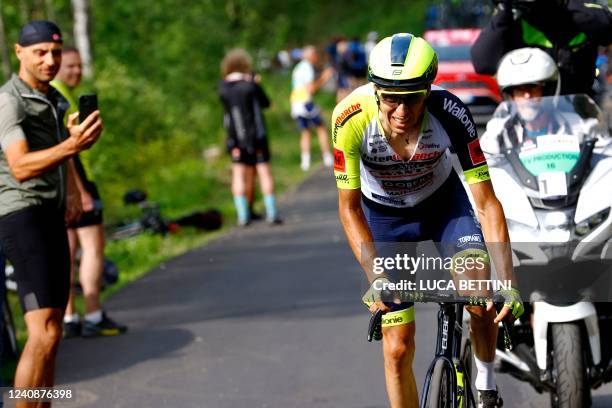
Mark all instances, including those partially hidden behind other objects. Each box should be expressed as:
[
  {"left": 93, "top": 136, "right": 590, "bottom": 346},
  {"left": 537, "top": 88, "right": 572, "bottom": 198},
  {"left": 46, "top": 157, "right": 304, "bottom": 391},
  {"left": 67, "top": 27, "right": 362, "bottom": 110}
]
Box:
[{"left": 57, "top": 327, "right": 194, "bottom": 384}]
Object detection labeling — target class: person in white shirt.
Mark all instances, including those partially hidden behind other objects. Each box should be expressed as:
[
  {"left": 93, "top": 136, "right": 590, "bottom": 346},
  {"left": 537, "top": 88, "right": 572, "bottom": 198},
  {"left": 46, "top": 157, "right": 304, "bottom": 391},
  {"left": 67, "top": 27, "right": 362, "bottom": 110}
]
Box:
[{"left": 291, "top": 45, "right": 334, "bottom": 171}]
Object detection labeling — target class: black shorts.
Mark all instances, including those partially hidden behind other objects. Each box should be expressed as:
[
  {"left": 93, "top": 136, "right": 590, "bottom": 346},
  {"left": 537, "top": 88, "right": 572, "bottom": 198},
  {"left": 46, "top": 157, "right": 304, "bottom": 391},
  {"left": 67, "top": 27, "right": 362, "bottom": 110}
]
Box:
[
  {"left": 69, "top": 181, "right": 104, "bottom": 229},
  {"left": 230, "top": 144, "right": 270, "bottom": 165},
  {"left": 0, "top": 205, "right": 70, "bottom": 312},
  {"left": 72, "top": 205, "right": 103, "bottom": 228}
]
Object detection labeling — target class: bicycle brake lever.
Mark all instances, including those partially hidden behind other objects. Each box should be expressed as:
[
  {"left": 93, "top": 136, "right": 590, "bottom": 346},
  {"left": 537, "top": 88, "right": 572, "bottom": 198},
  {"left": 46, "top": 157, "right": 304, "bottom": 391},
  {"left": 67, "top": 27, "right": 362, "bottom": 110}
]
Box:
[
  {"left": 493, "top": 300, "right": 515, "bottom": 351},
  {"left": 368, "top": 310, "right": 384, "bottom": 342}
]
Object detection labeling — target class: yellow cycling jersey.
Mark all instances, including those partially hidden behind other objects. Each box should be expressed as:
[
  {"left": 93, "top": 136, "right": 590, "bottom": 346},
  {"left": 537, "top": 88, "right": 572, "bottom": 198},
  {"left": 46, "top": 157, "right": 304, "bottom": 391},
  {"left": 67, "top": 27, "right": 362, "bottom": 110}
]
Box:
[{"left": 332, "top": 84, "right": 490, "bottom": 208}]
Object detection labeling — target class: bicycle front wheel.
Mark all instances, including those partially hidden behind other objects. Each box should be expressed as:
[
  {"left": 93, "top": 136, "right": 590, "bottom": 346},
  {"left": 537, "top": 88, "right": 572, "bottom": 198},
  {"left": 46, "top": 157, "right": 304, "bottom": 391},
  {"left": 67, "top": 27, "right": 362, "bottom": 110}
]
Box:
[
  {"left": 425, "top": 359, "right": 453, "bottom": 408},
  {"left": 459, "top": 337, "right": 475, "bottom": 408}
]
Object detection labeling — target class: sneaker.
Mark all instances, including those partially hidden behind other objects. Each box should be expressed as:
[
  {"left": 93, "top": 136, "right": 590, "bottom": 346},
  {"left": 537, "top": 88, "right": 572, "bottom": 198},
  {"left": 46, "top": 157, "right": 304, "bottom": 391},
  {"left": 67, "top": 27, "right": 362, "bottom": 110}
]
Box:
[
  {"left": 250, "top": 211, "right": 264, "bottom": 221},
  {"left": 300, "top": 161, "right": 310, "bottom": 171},
  {"left": 266, "top": 217, "right": 283, "bottom": 226},
  {"left": 478, "top": 389, "right": 503, "bottom": 408},
  {"left": 237, "top": 218, "right": 250, "bottom": 227},
  {"left": 63, "top": 321, "right": 81, "bottom": 339},
  {"left": 323, "top": 153, "right": 333, "bottom": 168},
  {"left": 81, "top": 312, "right": 127, "bottom": 337}
]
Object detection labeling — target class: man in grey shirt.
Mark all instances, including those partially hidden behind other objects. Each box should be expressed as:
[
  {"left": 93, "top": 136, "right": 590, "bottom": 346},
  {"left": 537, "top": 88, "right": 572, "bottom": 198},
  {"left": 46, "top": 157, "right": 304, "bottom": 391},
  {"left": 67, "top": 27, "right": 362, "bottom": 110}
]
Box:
[{"left": 0, "top": 20, "right": 102, "bottom": 395}]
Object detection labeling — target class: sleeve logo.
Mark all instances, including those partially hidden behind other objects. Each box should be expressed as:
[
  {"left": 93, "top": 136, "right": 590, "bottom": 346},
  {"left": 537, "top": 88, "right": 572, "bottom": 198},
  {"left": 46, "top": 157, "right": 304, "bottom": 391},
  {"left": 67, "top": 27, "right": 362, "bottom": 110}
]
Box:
[
  {"left": 442, "top": 97, "right": 477, "bottom": 138},
  {"left": 468, "top": 140, "right": 485, "bottom": 166},
  {"left": 334, "top": 148, "right": 346, "bottom": 172}
]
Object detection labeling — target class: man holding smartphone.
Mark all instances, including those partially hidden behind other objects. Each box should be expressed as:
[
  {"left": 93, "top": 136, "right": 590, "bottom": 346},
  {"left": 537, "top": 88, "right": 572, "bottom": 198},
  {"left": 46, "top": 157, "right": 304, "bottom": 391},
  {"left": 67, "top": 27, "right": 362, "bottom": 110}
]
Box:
[
  {"left": 52, "top": 47, "right": 127, "bottom": 338},
  {"left": 0, "top": 20, "right": 103, "bottom": 396}
]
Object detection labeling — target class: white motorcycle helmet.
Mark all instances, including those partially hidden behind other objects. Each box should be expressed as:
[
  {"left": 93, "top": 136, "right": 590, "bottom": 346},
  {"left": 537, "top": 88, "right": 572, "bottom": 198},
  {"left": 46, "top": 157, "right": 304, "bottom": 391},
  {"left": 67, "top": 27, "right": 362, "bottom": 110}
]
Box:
[{"left": 496, "top": 48, "right": 560, "bottom": 121}]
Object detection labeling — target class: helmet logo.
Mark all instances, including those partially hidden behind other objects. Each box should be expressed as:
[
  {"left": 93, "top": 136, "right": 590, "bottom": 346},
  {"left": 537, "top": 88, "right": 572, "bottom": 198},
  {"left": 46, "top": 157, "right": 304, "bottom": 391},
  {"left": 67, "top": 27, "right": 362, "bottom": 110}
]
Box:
[
  {"left": 392, "top": 69, "right": 402, "bottom": 76},
  {"left": 510, "top": 50, "right": 531, "bottom": 64}
]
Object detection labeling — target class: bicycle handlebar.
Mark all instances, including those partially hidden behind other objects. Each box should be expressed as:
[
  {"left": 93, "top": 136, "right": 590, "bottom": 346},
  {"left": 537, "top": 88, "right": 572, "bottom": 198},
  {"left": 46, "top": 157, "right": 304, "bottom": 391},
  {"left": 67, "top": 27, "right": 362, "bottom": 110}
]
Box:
[{"left": 366, "top": 291, "right": 515, "bottom": 350}]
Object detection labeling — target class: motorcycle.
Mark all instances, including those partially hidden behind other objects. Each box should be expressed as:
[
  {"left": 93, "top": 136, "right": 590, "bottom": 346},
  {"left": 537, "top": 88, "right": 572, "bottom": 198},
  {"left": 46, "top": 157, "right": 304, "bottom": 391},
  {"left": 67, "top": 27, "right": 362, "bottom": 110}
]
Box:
[{"left": 480, "top": 94, "right": 612, "bottom": 407}]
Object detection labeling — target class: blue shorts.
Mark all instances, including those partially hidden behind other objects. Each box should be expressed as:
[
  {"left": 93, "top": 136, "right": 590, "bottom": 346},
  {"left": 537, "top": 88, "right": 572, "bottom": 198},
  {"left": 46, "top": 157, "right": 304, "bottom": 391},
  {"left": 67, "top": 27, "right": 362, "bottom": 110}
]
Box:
[
  {"left": 363, "top": 172, "right": 487, "bottom": 310},
  {"left": 296, "top": 102, "right": 322, "bottom": 129}
]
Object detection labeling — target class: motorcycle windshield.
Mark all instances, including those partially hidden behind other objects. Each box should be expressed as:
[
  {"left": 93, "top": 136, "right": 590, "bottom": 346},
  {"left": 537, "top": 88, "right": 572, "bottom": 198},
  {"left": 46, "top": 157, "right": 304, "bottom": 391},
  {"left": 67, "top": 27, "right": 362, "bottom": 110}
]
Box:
[{"left": 494, "top": 94, "right": 605, "bottom": 198}]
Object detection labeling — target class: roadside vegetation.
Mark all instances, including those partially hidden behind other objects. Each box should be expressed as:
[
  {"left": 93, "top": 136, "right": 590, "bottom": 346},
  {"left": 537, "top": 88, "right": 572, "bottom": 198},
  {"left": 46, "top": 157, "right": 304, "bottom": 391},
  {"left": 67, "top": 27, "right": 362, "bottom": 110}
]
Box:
[{"left": 1, "top": 0, "right": 427, "bottom": 356}]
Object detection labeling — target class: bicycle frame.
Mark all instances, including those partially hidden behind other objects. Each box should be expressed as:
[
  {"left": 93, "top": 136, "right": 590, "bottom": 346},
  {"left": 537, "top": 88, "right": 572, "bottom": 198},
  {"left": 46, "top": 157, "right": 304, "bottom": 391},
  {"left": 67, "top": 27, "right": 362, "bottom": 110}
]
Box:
[{"left": 420, "top": 302, "right": 476, "bottom": 408}]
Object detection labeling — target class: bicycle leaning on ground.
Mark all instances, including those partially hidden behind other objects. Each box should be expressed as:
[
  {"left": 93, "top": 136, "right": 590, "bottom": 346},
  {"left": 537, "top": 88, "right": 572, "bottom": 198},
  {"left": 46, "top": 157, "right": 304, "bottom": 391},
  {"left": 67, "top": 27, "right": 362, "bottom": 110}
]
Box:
[{"left": 367, "top": 291, "right": 514, "bottom": 408}]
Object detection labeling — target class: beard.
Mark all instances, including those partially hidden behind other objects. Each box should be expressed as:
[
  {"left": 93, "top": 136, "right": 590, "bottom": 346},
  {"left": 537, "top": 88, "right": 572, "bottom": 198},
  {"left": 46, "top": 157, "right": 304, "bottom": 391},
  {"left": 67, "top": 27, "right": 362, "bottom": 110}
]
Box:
[{"left": 517, "top": 99, "right": 540, "bottom": 122}]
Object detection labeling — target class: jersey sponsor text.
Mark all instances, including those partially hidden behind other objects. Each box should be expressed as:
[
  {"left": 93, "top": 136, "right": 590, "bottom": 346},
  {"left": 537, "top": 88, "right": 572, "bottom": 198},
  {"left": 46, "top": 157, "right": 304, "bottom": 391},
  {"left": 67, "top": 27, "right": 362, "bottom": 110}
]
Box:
[{"left": 442, "top": 98, "right": 476, "bottom": 139}]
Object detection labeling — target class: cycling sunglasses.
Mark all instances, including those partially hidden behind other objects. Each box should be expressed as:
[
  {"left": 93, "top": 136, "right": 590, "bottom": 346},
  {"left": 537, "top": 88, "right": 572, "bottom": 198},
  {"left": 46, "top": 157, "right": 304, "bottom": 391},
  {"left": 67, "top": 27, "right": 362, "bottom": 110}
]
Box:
[{"left": 376, "top": 90, "right": 428, "bottom": 107}]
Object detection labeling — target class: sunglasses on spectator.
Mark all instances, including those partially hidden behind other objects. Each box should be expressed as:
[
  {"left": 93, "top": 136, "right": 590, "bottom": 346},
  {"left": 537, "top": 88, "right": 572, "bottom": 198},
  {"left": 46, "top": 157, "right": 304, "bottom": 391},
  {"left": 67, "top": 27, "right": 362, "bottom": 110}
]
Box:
[{"left": 376, "top": 90, "right": 428, "bottom": 107}]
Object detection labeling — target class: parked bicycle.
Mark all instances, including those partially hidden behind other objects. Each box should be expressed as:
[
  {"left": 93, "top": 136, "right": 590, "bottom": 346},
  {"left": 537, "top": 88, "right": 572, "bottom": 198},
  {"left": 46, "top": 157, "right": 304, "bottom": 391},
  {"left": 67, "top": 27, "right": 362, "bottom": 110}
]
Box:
[{"left": 107, "top": 189, "right": 223, "bottom": 241}]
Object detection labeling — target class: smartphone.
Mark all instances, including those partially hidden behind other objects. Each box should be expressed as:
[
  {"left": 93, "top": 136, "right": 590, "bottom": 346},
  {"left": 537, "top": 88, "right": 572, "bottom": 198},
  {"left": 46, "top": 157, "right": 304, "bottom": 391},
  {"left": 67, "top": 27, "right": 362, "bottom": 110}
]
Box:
[{"left": 79, "top": 94, "right": 98, "bottom": 124}]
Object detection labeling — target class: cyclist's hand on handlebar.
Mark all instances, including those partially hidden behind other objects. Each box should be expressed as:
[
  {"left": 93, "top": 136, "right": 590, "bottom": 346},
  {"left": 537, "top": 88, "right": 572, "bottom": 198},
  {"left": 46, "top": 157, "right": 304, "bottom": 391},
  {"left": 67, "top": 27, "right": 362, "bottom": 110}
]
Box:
[
  {"left": 370, "top": 300, "right": 392, "bottom": 314},
  {"left": 489, "top": 287, "right": 524, "bottom": 324},
  {"left": 362, "top": 276, "right": 401, "bottom": 314}
]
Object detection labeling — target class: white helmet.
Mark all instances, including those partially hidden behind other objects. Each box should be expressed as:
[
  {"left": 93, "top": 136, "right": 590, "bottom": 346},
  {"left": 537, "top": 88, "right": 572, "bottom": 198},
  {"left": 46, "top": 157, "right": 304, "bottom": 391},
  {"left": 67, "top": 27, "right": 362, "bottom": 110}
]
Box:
[{"left": 496, "top": 48, "right": 560, "bottom": 95}]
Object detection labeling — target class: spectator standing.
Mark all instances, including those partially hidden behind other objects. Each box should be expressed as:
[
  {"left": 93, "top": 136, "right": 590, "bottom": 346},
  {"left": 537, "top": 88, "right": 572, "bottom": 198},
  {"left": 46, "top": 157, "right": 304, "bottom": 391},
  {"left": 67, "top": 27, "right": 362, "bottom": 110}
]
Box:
[
  {"left": 219, "top": 49, "right": 281, "bottom": 226},
  {"left": 364, "top": 31, "right": 378, "bottom": 60},
  {"left": 51, "top": 47, "right": 126, "bottom": 338},
  {"left": 0, "top": 20, "right": 102, "bottom": 398},
  {"left": 326, "top": 36, "right": 351, "bottom": 102},
  {"left": 344, "top": 37, "right": 368, "bottom": 90},
  {"left": 290, "top": 45, "right": 334, "bottom": 171}
]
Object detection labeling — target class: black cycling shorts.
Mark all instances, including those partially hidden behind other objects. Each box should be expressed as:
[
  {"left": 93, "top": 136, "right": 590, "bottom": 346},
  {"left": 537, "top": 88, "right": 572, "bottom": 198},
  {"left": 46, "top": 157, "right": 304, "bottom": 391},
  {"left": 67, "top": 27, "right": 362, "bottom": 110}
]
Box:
[
  {"left": 71, "top": 204, "right": 103, "bottom": 228},
  {"left": 0, "top": 205, "right": 70, "bottom": 312}
]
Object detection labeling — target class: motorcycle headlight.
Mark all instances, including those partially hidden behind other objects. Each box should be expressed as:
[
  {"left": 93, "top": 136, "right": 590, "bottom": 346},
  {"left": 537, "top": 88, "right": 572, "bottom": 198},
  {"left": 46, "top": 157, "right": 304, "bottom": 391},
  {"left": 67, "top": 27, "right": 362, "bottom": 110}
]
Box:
[
  {"left": 575, "top": 208, "right": 610, "bottom": 236},
  {"left": 544, "top": 211, "right": 571, "bottom": 230}
]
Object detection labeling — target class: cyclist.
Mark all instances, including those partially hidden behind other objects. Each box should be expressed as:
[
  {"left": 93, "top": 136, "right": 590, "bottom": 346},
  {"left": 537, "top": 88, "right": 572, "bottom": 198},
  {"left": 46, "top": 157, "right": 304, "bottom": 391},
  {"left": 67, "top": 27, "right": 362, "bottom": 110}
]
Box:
[{"left": 333, "top": 33, "right": 523, "bottom": 408}]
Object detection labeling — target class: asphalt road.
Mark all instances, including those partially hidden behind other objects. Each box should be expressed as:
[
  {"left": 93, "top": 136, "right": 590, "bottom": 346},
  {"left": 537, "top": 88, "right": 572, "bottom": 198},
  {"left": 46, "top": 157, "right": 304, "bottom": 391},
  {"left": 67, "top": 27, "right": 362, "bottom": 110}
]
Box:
[{"left": 11, "top": 167, "right": 609, "bottom": 408}]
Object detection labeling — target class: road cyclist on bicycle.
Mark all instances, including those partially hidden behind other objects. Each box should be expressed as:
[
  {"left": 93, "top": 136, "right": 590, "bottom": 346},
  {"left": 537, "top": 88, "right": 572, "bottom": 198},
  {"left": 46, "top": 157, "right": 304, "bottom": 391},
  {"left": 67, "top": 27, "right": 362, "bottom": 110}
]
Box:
[{"left": 332, "top": 33, "right": 524, "bottom": 408}]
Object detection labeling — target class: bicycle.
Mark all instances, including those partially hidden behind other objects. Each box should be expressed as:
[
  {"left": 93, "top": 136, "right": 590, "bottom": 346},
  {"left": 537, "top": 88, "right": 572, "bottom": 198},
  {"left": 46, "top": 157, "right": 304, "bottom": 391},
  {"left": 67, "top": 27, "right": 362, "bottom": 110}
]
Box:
[
  {"left": 367, "top": 291, "right": 513, "bottom": 408},
  {"left": 106, "top": 189, "right": 222, "bottom": 241}
]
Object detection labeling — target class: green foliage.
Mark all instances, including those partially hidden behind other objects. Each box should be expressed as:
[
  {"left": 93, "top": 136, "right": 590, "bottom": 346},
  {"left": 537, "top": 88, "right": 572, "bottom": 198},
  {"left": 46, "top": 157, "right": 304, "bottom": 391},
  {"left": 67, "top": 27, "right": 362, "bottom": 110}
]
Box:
[
  {"left": 0, "top": 0, "right": 428, "bottom": 221},
  {"left": 86, "top": 0, "right": 427, "bottom": 219},
  {"left": 0, "top": 3, "right": 428, "bottom": 378}
]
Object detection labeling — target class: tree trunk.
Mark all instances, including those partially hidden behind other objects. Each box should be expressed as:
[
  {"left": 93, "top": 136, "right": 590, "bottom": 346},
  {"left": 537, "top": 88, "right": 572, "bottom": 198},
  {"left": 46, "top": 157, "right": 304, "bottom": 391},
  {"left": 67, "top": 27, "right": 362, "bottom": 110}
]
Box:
[
  {"left": 0, "top": 2, "right": 12, "bottom": 81},
  {"left": 72, "top": 0, "right": 93, "bottom": 78}
]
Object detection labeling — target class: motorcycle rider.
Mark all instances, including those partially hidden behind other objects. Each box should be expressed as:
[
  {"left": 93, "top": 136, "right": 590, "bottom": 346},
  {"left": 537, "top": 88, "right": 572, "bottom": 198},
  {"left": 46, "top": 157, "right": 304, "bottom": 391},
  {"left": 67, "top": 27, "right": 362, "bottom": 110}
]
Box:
[
  {"left": 479, "top": 46, "right": 612, "bottom": 407},
  {"left": 480, "top": 47, "right": 606, "bottom": 155}
]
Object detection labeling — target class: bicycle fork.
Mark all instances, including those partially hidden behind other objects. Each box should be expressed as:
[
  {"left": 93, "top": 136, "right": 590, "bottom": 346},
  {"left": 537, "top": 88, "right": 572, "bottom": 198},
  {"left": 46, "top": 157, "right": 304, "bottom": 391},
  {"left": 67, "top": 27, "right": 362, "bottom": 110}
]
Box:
[{"left": 420, "top": 304, "right": 476, "bottom": 408}]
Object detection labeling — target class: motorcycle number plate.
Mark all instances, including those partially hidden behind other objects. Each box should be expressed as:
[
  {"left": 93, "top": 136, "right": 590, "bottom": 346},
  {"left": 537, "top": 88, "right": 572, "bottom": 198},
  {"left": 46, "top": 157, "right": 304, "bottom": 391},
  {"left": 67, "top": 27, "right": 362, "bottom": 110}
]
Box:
[{"left": 537, "top": 171, "right": 567, "bottom": 197}]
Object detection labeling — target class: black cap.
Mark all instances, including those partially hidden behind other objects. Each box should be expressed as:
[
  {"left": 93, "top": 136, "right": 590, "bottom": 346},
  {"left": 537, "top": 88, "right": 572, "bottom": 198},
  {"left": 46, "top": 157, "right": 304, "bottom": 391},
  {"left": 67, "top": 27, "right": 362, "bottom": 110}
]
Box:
[{"left": 18, "top": 20, "right": 63, "bottom": 47}]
